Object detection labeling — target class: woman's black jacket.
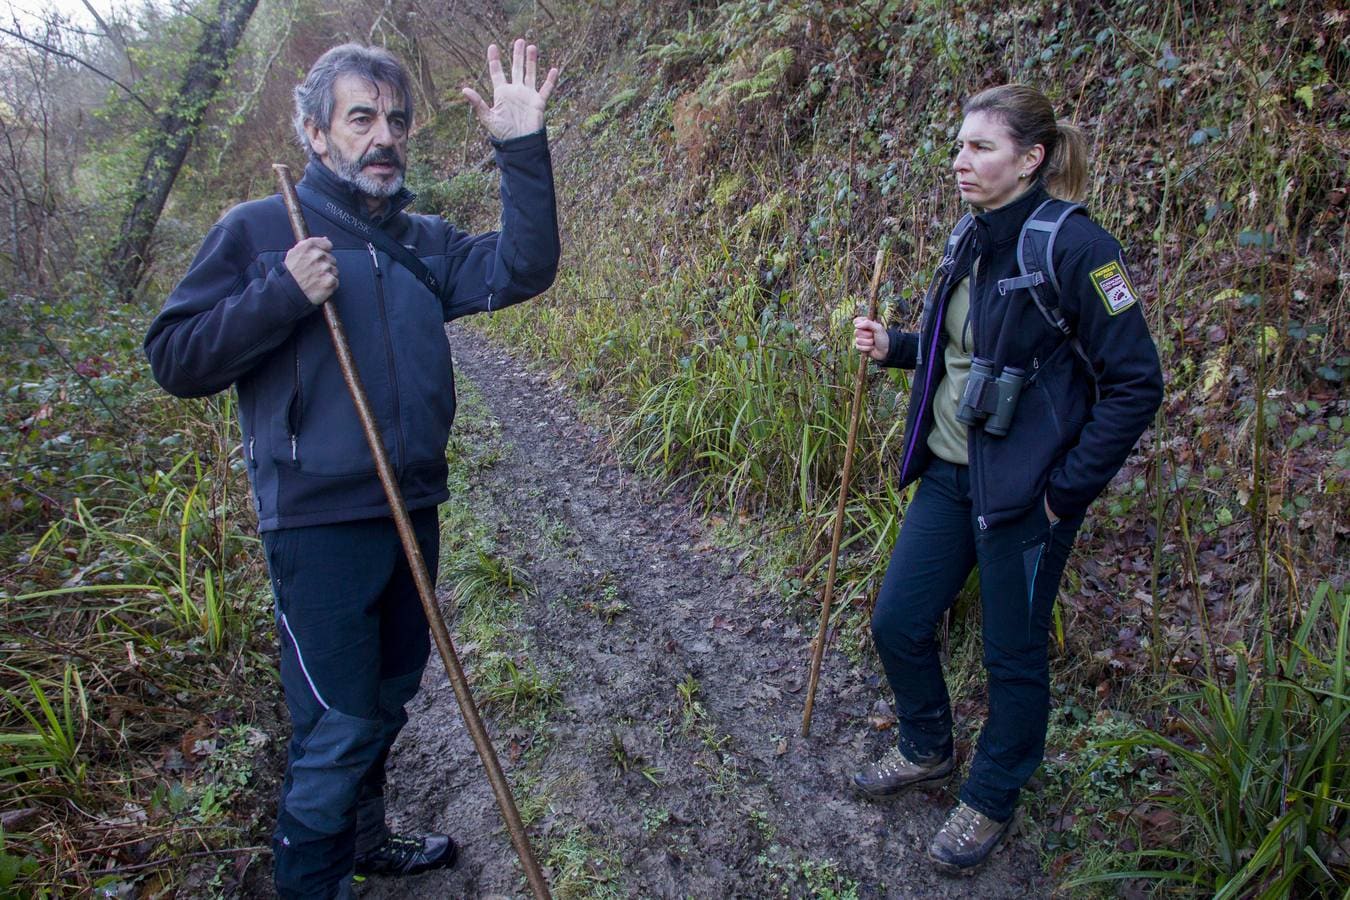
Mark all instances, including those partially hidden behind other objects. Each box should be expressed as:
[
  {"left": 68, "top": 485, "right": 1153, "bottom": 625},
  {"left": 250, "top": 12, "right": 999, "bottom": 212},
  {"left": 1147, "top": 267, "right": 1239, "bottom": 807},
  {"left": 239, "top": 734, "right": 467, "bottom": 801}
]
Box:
[{"left": 879, "top": 185, "right": 1163, "bottom": 529}]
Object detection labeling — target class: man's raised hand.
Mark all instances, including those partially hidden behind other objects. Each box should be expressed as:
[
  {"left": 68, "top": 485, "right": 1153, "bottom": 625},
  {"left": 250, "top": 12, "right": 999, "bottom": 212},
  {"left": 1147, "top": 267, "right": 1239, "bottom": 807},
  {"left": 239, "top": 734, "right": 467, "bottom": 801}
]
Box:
[{"left": 462, "top": 39, "right": 559, "bottom": 141}]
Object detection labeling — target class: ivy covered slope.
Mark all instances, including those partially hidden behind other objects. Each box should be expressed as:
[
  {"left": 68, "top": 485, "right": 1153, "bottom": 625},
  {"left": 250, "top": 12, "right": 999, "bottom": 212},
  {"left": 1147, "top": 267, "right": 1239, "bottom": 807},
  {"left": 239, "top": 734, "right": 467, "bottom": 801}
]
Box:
[
  {"left": 462, "top": 2, "right": 1346, "bottom": 640},
  {"left": 443, "top": 0, "right": 1346, "bottom": 893}
]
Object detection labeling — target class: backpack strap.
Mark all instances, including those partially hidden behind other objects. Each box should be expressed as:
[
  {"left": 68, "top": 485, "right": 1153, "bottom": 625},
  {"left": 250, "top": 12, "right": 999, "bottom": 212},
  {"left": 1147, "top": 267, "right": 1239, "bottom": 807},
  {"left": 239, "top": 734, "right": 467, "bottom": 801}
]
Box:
[
  {"left": 946, "top": 212, "right": 975, "bottom": 262},
  {"left": 1008, "top": 198, "right": 1083, "bottom": 337},
  {"left": 918, "top": 212, "right": 976, "bottom": 323},
  {"left": 1003, "top": 198, "right": 1102, "bottom": 401},
  {"left": 904, "top": 213, "right": 977, "bottom": 367}
]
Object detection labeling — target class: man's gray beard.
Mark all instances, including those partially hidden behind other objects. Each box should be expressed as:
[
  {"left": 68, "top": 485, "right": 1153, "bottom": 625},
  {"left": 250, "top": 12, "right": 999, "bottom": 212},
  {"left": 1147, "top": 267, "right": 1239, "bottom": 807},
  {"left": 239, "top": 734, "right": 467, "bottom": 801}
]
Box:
[{"left": 328, "top": 143, "right": 405, "bottom": 199}]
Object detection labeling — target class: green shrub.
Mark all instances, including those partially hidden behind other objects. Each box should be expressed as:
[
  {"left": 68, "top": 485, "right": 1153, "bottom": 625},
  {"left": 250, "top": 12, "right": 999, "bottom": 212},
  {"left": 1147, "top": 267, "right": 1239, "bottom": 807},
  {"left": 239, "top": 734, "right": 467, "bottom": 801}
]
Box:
[{"left": 1069, "top": 583, "right": 1349, "bottom": 896}]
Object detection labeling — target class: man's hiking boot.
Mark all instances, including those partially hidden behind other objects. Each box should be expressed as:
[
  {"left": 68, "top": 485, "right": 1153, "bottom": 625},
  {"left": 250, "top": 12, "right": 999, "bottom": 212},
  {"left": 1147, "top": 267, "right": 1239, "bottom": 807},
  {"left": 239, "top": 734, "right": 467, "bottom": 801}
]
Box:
[
  {"left": 851, "top": 747, "right": 954, "bottom": 799},
  {"left": 354, "top": 831, "right": 458, "bottom": 878},
  {"left": 927, "top": 802, "right": 1012, "bottom": 874}
]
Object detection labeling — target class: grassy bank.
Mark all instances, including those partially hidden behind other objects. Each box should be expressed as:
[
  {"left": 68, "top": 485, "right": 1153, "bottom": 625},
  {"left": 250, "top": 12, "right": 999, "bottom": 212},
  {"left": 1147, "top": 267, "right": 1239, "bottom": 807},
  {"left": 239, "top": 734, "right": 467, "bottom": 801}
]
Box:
[
  {"left": 438, "top": 0, "right": 1347, "bottom": 892},
  {"left": 1, "top": 296, "right": 279, "bottom": 894}
]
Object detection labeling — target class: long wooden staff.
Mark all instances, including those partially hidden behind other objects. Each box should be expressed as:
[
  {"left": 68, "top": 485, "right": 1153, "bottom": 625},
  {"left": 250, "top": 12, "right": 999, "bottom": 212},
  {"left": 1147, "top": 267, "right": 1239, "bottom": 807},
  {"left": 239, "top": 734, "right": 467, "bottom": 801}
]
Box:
[
  {"left": 272, "top": 165, "right": 551, "bottom": 900},
  {"left": 802, "top": 248, "right": 886, "bottom": 737}
]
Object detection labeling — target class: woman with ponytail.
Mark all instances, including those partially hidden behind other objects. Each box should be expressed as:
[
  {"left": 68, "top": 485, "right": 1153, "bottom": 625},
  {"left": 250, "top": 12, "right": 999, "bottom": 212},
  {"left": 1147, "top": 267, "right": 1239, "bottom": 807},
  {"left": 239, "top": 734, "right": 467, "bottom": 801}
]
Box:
[{"left": 849, "top": 85, "right": 1162, "bottom": 873}]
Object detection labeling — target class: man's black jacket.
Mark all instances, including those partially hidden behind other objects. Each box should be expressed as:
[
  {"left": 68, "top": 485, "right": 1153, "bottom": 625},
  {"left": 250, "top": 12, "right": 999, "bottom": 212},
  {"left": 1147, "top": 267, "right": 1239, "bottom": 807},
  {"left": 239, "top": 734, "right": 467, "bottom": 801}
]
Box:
[
  {"left": 880, "top": 185, "right": 1163, "bottom": 528},
  {"left": 145, "top": 131, "right": 559, "bottom": 531}
]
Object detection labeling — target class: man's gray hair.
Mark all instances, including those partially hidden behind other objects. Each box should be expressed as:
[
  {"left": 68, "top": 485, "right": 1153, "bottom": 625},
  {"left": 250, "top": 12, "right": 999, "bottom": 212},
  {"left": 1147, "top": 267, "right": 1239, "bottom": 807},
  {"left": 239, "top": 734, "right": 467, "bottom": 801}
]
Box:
[{"left": 293, "top": 44, "right": 414, "bottom": 158}]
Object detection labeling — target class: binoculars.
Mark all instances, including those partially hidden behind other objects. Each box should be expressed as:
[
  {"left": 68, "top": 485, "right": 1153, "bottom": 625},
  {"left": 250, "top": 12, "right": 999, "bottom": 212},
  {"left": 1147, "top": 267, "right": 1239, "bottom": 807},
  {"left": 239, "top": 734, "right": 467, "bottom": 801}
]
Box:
[{"left": 956, "top": 357, "right": 1025, "bottom": 437}]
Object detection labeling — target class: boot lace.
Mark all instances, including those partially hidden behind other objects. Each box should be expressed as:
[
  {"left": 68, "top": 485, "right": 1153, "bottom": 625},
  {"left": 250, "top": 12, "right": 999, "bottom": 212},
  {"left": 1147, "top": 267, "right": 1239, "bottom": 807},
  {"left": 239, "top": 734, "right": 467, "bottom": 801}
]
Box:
[
  {"left": 875, "top": 747, "right": 907, "bottom": 776},
  {"left": 380, "top": 834, "right": 424, "bottom": 872},
  {"left": 944, "top": 803, "right": 983, "bottom": 845}
]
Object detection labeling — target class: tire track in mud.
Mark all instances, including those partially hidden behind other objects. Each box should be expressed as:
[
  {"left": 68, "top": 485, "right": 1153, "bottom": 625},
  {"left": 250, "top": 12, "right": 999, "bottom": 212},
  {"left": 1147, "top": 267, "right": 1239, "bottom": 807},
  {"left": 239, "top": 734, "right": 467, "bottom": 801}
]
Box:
[{"left": 358, "top": 325, "right": 1049, "bottom": 899}]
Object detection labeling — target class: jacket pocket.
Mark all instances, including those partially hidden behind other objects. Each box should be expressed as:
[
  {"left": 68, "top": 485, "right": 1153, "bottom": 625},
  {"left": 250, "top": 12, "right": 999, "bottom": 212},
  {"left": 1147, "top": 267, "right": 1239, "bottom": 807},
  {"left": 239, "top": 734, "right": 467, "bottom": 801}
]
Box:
[
  {"left": 981, "top": 356, "right": 1085, "bottom": 520},
  {"left": 273, "top": 319, "right": 377, "bottom": 476},
  {"left": 1033, "top": 379, "right": 1064, "bottom": 444}
]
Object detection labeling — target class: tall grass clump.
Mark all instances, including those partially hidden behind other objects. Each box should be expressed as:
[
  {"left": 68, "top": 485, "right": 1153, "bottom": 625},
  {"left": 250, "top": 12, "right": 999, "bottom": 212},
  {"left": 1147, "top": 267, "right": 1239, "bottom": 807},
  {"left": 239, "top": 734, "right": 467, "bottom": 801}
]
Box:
[{"left": 1067, "top": 582, "right": 1348, "bottom": 896}]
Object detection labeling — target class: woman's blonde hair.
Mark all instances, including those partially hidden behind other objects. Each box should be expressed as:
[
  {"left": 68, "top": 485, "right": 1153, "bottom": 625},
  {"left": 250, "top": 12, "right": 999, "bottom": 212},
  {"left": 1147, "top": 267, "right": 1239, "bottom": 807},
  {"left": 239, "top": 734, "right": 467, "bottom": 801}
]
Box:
[{"left": 964, "top": 84, "right": 1087, "bottom": 202}]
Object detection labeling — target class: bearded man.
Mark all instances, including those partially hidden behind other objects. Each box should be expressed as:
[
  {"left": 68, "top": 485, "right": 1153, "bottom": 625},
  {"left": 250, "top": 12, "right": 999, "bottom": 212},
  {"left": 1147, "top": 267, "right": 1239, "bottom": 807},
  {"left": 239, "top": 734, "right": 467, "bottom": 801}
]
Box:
[{"left": 145, "top": 40, "right": 559, "bottom": 898}]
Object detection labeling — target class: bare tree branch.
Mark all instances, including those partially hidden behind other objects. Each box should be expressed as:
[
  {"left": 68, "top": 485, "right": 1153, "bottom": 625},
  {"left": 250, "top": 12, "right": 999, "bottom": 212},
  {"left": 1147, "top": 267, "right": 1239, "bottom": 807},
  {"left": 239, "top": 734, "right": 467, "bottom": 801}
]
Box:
[
  {"left": 77, "top": 0, "right": 140, "bottom": 81},
  {"left": 0, "top": 24, "right": 153, "bottom": 115}
]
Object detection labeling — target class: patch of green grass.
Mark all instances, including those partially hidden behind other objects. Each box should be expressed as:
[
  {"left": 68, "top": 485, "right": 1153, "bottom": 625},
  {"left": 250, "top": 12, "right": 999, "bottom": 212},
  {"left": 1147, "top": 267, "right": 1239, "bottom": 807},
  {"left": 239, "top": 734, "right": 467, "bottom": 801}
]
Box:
[
  {"left": 193, "top": 724, "right": 268, "bottom": 823},
  {"left": 1068, "top": 584, "right": 1349, "bottom": 897},
  {"left": 693, "top": 746, "right": 740, "bottom": 798},
  {"left": 1029, "top": 710, "right": 1164, "bottom": 884},
  {"left": 509, "top": 771, "right": 552, "bottom": 828},
  {"left": 432, "top": 375, "right": 573, "bottom": 841},
  {"left": 747, "top": 805, "right": 776, "bottom": 841},
  {"left": 755, "top": 844, "right": 860, "bottom": 899},
  {"left": 449, "top": 550, "right": 530, "bottom": 616},
  {"left": 534, "top": 511, "right": 574, "bottom": 550},
  {"left": 641, "top": 802, "right": 671, "bottom": 833},
  {"left": 542, "top": 823, "right": 625, "bottom": 900},
  {"left": 0, "top": 664, "right": 88, "bottom": 790},
  {"left": 675, "top": 673, "right": 704, "bottom": 734},
  {"left": 607, "top": 730, "right": 662, "bottom": 785},
  {"left": 581, "top": 575, "right": 628, "bottom": 623},
  {"left": 474, "top": 653, "right": 562, "bottom": 721}
]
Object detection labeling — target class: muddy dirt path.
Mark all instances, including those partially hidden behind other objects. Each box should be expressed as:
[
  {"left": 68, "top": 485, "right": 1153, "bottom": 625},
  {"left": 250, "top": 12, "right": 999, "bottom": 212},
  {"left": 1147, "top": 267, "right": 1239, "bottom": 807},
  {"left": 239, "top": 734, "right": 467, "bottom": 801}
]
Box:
[{"left": 359, "top": 326, "right": 1048, "bottom": 899}]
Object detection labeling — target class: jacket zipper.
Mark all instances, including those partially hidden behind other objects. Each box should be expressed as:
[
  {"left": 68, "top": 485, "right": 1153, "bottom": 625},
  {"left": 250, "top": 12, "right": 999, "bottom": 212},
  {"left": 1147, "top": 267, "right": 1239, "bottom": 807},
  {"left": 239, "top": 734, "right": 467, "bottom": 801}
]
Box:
[
  {"left": 290, "top": 346, "right": 301, "bottom": 461},
  {"left": 968, "top": 242, "right": 990, "bottom": 530},
  {"left": 368, "top": 243, "right": 405, "bottom": 471}
]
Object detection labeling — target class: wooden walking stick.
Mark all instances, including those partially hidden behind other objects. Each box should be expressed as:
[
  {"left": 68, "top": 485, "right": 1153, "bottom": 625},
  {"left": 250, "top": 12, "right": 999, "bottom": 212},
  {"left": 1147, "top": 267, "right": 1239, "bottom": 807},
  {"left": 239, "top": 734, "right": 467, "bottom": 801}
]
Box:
[
  {"left": 272, "top": 164, "right": 551, "bottom": 900},
  {"left": 802, "top": 247, "right": 886, "bottom": 737}
]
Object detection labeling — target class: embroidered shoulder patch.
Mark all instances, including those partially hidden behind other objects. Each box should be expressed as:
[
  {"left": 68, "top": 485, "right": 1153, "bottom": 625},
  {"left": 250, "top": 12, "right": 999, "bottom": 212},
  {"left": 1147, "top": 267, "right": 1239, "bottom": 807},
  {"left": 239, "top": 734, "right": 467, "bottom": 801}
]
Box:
[{"left": 1089, "top": 260, "right": 1139, "bottom": 315}]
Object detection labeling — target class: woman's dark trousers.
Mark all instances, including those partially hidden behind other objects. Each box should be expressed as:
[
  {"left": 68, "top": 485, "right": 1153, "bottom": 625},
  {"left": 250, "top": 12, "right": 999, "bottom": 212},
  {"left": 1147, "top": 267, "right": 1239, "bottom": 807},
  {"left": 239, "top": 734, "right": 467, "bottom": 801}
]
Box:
[
  {"left": 871, "top": 459, "right": 1080, "bottom": 823},
  {"left": 262, "top": 508, "right": 438, "bottom": 899}
]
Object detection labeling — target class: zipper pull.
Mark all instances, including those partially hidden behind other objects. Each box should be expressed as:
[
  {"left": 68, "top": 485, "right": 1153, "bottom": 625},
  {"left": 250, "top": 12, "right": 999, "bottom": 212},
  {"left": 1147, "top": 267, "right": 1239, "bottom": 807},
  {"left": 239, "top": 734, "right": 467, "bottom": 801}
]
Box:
[
  {"left": 978, "top": 515, "right": 989, "bottom": 531},
  {"left": 367, "top": 242, "right": 381, "bottom": 277},
  {"left": 249, "top": 437, "right": 255, "bottom": 461},
  {"left": 290, "top": 435, "right": 297, "bottom": 461},
  {"left": 1033, "top": 356, "right": 1040, "bottom": 370}
]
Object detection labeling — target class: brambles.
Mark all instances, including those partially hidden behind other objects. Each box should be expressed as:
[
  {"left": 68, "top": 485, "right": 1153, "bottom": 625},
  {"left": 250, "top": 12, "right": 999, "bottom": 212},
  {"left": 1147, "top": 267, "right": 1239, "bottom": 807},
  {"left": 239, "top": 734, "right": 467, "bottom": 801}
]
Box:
[{"left": 1, "top": 295, "right": 273, "bottom": 894}]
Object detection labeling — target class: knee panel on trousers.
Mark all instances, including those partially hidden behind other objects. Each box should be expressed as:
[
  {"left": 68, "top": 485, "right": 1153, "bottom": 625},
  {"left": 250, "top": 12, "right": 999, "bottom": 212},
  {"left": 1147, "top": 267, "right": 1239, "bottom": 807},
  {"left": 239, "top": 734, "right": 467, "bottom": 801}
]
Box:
[{"left": 282, "top": 707, "right": 383, "bottom": 836}]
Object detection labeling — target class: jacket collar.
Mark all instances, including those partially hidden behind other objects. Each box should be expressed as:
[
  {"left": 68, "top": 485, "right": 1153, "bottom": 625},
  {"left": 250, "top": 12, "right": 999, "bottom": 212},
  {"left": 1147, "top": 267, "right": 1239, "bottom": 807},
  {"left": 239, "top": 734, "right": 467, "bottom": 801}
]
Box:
[
  {"left": 973, "top": 183, "right": 1049, "bottom": 250},
  {"left": 298, "top": 158, "right": 416, "bottom": 228}
]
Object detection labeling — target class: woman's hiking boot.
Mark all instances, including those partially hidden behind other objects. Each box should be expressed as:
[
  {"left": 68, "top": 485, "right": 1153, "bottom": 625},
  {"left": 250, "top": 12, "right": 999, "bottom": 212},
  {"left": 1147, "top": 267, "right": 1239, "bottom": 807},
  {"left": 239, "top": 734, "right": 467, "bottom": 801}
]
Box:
[
  {"left": 927, "top": 802, "right": 1012, "bottom": 874},
  {"left": 851, "top": 747, "right": 954, "bottom": 799}
]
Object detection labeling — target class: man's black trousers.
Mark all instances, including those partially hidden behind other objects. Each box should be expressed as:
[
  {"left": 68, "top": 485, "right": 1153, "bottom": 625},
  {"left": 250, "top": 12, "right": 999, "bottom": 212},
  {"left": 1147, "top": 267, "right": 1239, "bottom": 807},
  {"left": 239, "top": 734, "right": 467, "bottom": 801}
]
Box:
[
  {"left": 871, "top": 458, "right": 1081, "bottom": 823},
  {"left": 262, "top": 508, "right": 438, "bottom": 899}
]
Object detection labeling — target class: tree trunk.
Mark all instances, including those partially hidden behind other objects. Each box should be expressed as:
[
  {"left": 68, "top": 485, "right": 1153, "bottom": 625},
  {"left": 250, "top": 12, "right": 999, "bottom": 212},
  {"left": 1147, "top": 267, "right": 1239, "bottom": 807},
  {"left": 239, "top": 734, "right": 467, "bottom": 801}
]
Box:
[{"left": 107, "top": 0, "right": 259, "bottom": 301}]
